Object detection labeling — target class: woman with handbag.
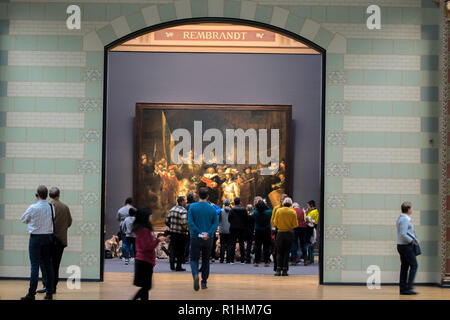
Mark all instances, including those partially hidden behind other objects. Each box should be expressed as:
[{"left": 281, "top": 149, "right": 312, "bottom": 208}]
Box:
[{"left": 396, "top": 202, "right": 420, "bottom": 295}]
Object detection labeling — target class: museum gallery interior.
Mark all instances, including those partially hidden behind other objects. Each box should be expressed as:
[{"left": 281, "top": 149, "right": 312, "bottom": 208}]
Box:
[{"left": 0, "top": 0, "right": 450, "bottom": 300}]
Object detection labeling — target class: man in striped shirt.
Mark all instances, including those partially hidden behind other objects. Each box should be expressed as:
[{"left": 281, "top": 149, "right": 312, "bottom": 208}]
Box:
[
  {"left": 166, "top": 196, "right": 189, "bottom": 271},
  {"left": 20, "top": 185, "right": 55, "bottom": 300}
]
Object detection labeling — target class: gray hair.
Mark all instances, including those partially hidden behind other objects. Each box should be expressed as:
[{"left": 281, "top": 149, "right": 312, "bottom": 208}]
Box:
[
  {"left": 49, "top": 187, "right": 60, "bottom": 199},
  {"left": 292, "top": 202, "right": 300, "bottom": 208},
  {"left": 282, "top": 197, "right": 293, "bottom": 207},
  {"left": 223, "top": 198, "right": 231, "bottom": 206},
  {"left": 253, "top": 196, "right": 263, "bottom": 206}
]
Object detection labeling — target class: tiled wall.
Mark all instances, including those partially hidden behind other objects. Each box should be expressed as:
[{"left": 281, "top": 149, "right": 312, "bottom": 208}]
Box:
[{"left": 0, "top": 0, "right": 446, "bottom": 283}]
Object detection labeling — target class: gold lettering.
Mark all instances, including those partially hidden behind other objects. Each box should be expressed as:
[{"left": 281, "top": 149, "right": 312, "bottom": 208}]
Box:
[{"left": 180, "top": 29, "right": 252, "bottom": 41}]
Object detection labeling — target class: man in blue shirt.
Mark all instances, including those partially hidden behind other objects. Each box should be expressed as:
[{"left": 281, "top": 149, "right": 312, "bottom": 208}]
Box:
[
  {"left": 396, "top": 201, "right": 419, "bottom": 295},
  {"left": 187, "top": 187, "right": 218, "bottom": 291},
  {"left": 20, "top": 185, "right": 55, "bottom": 300}
]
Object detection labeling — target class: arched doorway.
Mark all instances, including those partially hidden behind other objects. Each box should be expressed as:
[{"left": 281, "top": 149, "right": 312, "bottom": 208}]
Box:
[{"left": 102, "top": 18, "right": 325, "bottom": 282}]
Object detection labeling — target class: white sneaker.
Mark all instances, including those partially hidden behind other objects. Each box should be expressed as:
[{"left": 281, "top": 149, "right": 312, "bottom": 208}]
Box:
[
  {"left": 124, "top": 259, "right": 129, "bottom": 265},
  {"left": 229, "top": 262, "right": 234, "bottom": 265},
  {"left": 130, "top": 258, "right": 135, "bottom": 262}
]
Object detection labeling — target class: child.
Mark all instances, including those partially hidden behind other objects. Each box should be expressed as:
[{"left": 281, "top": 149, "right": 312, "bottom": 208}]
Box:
[
  {"left": 132, "top": 207, "right": 165, "bottom": 300},
  {"left": 122, "top": 207, "right": 137, "bottom": 265}
]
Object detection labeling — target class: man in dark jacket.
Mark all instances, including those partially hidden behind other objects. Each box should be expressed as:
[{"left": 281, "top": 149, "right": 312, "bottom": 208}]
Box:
[
  {"left": 37, "top": 187, "right": 72, "bottom": 295},
  {"left": 228, "top": 197, "right": 248, "bottom": 264}
]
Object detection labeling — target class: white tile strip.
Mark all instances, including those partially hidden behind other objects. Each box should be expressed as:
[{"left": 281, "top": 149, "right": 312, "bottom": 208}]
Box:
[
  {"left": 6, "top": 112, "right": 85, "bottom": 128},
  {"left": 0, "top": 266, "right": 86, "bottom": 279},
  {"left": 6, "top": 142, "right": 84, "bottom": 159},
  {"left": 5, "top": 174, "right": 84, "bottom": 190},
  {"left": 341, "top": 271, "right": 440, "bottom": 283},
  {"left": 4, "top": 204, "right": 27, "bottom": 220},
  {"left": 4, "top": 235, "right": 29, "bottom": 251},
  {"left": 344, "top": 55, "right": 421, "bottom": 71},
  {"left": 0, "top": 266, "right": 32, "bottom": 278},
  {"left": 342, "top": 209, "right": 420, "bottom": 226},
  {"left": 66, "top": 205, "right": 83, "bottom": 221},
  {"left": 253, "top": 0, "right": 420, "bottom": 6},
  {"left": 8, "top": 51, "right": 86, "bottom": 67},
  {"left": 343, "top": 116, "right": 421, "bottom": 133},
  {"left": 341, "top": 240, "right": 397, "bottom": 256},
  {"left": 323, "top": 23, "right": 421, "bottom": 39},
  {"left": 66, "top": 235, "right": 82, "bottom": 252},
  {"left": 9, "top": 20, "right": 109, "bottom": 36},
  {"left": 7, "top": 82, "right": 85, "bottom": 98},
  {"left": 10, "top": 0, "right": 172, "bottom": 2},
  {"left": 7, "top": 0, "right": 419, "bottom": 5},
  {"left": 342, "top": 178, "right": 420, "bottom": 194},
  {"left": 344, "top": 85, "right": 420, "bottom": 101},
  {"left": 5, "top": 203, "right": 83, "bottom": 221},
  {"left": 343, "top": 147, "right": 421, "bottom": 163},
  {"left": 4, "top": 235, "right": 82, "bottom": 252}
]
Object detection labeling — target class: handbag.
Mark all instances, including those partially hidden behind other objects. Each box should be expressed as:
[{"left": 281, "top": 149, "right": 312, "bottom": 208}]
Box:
[
  {"left": 408, "top": 232, "right": 421, "bottom": 256},
  {"left": 49, "top": 203, "right": 64, "bottom": 247},
  {"left": 412, "top": 243, "right": 421, "bottom": 256}
]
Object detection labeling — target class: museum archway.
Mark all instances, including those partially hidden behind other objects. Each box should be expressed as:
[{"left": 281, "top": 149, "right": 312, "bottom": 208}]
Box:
[{"left": 102, "top": 18, "right": 325, "bottom": 280}]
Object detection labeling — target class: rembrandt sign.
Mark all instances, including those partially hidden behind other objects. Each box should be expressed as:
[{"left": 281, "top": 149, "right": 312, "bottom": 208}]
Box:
[{"left": 154, "top": 29, "right": 276, "bottom": 42}]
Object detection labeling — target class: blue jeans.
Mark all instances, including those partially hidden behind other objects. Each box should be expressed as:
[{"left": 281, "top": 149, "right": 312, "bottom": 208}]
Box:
[
  {"left": 290, "top": 228, "right": 308, "bottom": 259},
  {"left": 28, "top": 234, "right": 54, "bottom": 296},
  {"left": 122, "top": 237, "right": 135, "bottom": 260},
  {"left": 190, "top": 237, "right": 213, "bottom": 285}
]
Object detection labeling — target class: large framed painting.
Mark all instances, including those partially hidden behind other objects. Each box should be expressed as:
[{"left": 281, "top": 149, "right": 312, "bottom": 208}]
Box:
[{"left": 134, "top": 103, "right": 292, "bottom": 227}]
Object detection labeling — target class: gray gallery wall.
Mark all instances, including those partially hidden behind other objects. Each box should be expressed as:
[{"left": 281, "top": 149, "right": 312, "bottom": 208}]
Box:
[{"left": 105, "top": 51, "right": 323, "bottom": 238}]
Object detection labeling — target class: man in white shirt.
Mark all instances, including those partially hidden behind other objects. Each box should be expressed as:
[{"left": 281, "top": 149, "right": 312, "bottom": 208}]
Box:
[
  {"left": 396, "top": 201, "right": 419, "bottom": 295},
  {"left": 20, "top": 185, "right": 55, "bottom": 300}
]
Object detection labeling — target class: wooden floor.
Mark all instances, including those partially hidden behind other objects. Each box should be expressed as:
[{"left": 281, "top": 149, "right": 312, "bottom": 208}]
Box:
[{"left": 1, "top": 272, "right": 449, "bottom": 300}]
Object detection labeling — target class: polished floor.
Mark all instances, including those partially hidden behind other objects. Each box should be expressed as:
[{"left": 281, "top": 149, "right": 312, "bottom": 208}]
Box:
[{"left": 1, "top": 272, "right": 450, "bottom": 300}]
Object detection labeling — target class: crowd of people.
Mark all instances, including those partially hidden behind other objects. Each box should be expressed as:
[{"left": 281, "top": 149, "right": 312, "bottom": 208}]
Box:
[
  {"left": 17, "top": 184, "right": 419, "bottom": 300},
  {"left": 113, "top": 187, "right": 319, "bottom": 299},
  {"left": 116, "top": 192, "right": 319, "bottom": 271}
]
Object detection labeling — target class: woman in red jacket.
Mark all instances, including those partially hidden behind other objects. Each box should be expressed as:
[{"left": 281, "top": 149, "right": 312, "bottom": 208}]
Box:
[{"left": 132, "top": 207, "right": 166, "bottom": 300}]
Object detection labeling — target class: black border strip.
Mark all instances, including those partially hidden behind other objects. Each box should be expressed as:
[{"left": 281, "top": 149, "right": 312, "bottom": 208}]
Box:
[{"left": 102, "top": 17, "right": 326, "bottom": 283}]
